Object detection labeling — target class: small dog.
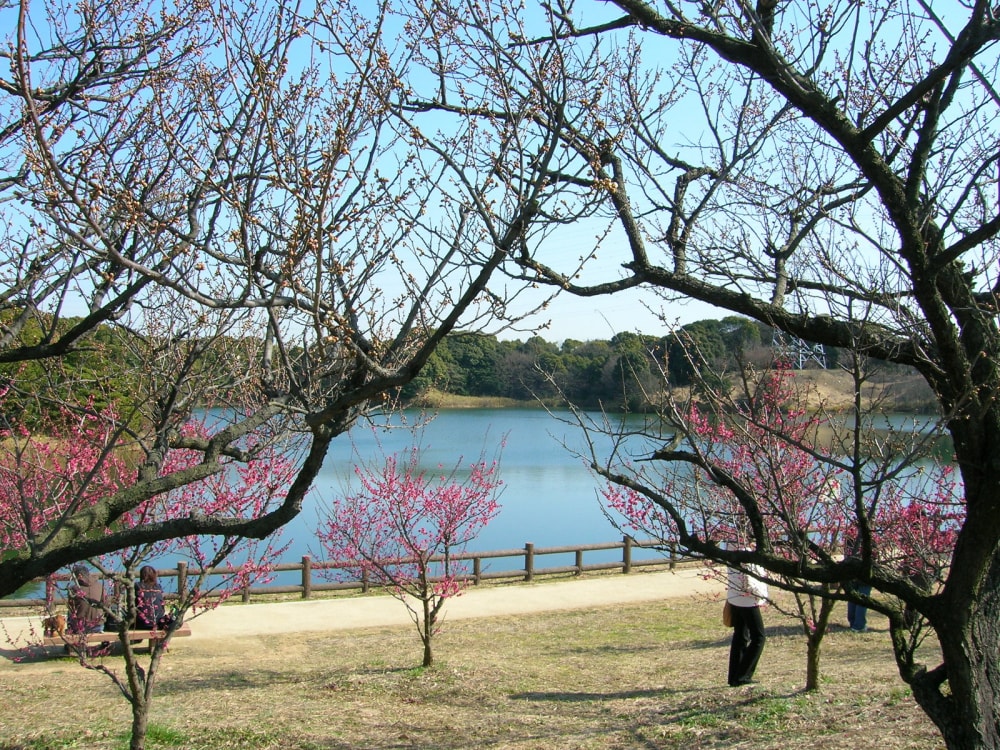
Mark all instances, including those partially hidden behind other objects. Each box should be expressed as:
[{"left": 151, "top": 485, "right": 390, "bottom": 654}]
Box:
[{"left": 42, "top": 614, "right": 66, "bottom": 638}]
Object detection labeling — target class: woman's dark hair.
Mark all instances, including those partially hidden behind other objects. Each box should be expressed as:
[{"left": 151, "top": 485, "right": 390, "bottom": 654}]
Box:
[{"left": 139, "top": 565, "right": 158, "bottom": 586}]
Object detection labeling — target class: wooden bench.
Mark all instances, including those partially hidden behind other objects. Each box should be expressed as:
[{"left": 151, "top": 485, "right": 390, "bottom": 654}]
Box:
[{"left": 41, "top": 624, "right": 191, "bottom": 651}]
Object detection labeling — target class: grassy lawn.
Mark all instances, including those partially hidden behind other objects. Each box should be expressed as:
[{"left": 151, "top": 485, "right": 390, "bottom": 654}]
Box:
[{"left": 0, "top": 595, "right": 943, "bottom": 749}]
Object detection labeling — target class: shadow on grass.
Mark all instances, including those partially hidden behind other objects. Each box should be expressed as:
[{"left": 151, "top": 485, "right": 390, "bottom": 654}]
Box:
[
  {"left": 560, "top": 642, "right": 661, "bottom": 656},
  {"left": 508, "top": 681, "right": 807, "bottom": 750},
  {"left": 154, "top": 662, "right": 423, "bottom": 697},
  {"left": 0, "top": 637, "right": 164, "bottom": 664},
  {"left": 0, "top": 644, "right": 82, "bottom": 664},
  {"left": 510, "top": 686, "right": 672, "bottom": 702},
  {"left": 690, "top": 623, "right": 821, "bottom": 644},
  {"left": 509, "top": 683, "right": 797, "bottom": 705}
]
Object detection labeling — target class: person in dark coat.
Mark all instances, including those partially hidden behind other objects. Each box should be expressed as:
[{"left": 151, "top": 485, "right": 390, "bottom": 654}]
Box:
[
  {"left": 134, "top": 565, "right": 172, "bottom": 630},
  {"left": 845, "top": 532, "right": 872, "bottom": 632}
]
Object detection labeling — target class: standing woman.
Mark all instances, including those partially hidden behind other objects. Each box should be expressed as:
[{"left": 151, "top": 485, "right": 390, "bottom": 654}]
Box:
[{"left": 726, "top": 564, "right": 768, "bottom": 686}]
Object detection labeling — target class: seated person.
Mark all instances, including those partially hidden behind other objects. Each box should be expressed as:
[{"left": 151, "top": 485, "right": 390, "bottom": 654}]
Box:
[
  {"left": 134, "top": 565, "right": 174, "bottom": 630},
  {"left": 67, "top": 564, "right": 106, "bottom": 634}
]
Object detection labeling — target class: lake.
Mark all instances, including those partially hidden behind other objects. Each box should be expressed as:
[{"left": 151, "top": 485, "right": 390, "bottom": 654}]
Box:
[
  {"left": 7, "top": 407, "right": 946, "bottom": 598},
  {"left": 4, "top": 409, "right": 655, "bottom": 601},
  {"left": 282, "top": 407, "right": 949, "bottom": 565},
  {"left": 291, "top": 408, "right": 649, "bottom": 564}
]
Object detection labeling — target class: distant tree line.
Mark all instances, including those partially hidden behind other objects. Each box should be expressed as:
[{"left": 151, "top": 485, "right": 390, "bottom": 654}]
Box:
[
  {"left": 4, "top": 313, "right": 913, "bottom": 422},
  {"left": 0, "top": 312, "right": 258, "bottom": 430},
  {"left": 402, "top": 316, "right": 906, "bottom": 410}
]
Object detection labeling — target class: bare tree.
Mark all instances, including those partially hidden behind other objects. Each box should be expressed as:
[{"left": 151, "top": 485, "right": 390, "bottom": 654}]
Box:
[
  {"left": 0, "top": 0, "right": 212, "bottom": 356},
  {"left": 0, "top": 1, "right": 576, "bottom": 598},
  {"left": 404, "top": 1, "right": 1000, "bottom": 748}
]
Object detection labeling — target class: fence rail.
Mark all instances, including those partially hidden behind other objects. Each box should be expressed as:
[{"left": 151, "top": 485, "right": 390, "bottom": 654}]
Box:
[{"left": 1, "top": 536, "right": 689, "bottom": 610}]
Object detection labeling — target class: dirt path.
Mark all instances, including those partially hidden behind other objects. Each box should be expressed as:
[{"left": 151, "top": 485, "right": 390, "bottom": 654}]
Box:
[
  {"left": 191, "top": 566, "right": 721, "bottom": 639},
  {"left": 0, "top": 567, "right": 720, "bottom": 660}
]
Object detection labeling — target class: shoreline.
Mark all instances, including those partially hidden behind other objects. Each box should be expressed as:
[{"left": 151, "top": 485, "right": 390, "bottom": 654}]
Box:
[{"left": 410, "top": 367, "right": 940, "bottom": 414}]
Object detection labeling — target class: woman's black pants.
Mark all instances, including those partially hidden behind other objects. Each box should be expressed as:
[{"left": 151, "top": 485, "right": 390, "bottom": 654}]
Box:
[{"left": 728, "top": 604, "right": 766, "bottom": 686}]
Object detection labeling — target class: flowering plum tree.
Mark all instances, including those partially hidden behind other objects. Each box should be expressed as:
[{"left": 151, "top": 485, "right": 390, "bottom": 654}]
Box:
[
  {"left": 93, "top": 426, "right": 293, "bottom": 750},
  {"left": 2, "top": 401, "right": 296, "bottom": 750},
  {"left": 867, "top": 468, "right": 964, "bottom": 658},
  {"left": 0, "top": 393, "right": 132, "bottom": 559},
  {"left": 317, "top": 441, "right": 503, "bottom": 667},
  {"left": 599, "top": 360, "right": 963, "bottom": 691},
  {"left": 601, "top": 364, "right": 851, "bottom": 689}
]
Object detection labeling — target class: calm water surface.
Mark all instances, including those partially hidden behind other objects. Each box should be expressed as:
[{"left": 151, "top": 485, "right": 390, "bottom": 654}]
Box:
[
  {"left": 8, "top": 408, "right": 946, "bottom": 599},
  {"left": 293, "top": 408, "right": 646, "bottom": 560},
  {"left": 5, "top": 409, "right": 650, "bottom": 600}
]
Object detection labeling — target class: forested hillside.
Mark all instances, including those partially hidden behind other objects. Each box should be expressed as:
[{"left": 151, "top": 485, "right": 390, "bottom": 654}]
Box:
[
  {"left": 0, "top": 312, "right": 258, "bottom": 429},
  {"left": 402, "top": 317, "right": 931, "bottom": 411},
  {"left": 3, "top": 313, "right": 931, "bottom": 420}
]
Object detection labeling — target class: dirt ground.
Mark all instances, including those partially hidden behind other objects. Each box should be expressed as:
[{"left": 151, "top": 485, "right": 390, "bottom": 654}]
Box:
[{"left": 790, "top": 368, "right": 936, "bottom": 412}]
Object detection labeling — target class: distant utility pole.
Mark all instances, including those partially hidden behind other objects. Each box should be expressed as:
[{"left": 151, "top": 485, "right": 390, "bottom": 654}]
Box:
[{"left": 772, "top": 332, "right": 827, "bottom": 370}]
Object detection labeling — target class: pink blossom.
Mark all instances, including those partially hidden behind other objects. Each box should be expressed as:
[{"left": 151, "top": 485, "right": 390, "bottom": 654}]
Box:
[{"left": 316, "top": 440, "right": 503, "bottom": 666}]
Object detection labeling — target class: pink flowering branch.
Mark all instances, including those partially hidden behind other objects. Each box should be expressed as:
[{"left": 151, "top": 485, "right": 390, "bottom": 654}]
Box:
[
  {"left": 2, "top": 400, "right": 298, "bottom": 750},
  {"left": 317, "top": 437, "right": 503, "bottom": 667},
  {"left": 593, "top": 358, "right": 964, "bottom": 690}
]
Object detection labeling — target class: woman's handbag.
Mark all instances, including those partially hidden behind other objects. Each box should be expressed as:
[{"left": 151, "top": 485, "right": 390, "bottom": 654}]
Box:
[{"left": 723, "top": 600, "right": 734, "bottom": 627}]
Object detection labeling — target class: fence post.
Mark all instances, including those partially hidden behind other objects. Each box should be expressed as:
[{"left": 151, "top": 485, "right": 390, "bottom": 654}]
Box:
[
  {"left": 473, "top": 556, "right": 482, "bottom": 585},
  {"left": 362, "top": 568, "right": 370, "bottom": 593},
  {"left": 176, "top": 561, "right": 187, "bottom": 596},
  {"left": 301, "top": 556, "right": 312, "bottom": 599},
  {"left": 669, "top": 543, "right": 677, "bottom": 571},
  {"left": 524, "top": 542, "right": 534, "bottom": 582},
  {"left": 575, "top": 549, "right": 584, "bottom": 575},
  {"left": 623, "top": 535, "right": 633, "bottom": 574}
]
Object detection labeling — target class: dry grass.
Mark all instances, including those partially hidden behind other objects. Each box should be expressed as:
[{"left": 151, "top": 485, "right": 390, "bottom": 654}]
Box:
[
  {"left": 790, "top": 369, "right": 936, "bottom": 413},
  {"left": 408, "top": 389, "right": 538, "bottom": 410},
  {"left": 0, "top": 594, "right": 944, "bottom": 750}
]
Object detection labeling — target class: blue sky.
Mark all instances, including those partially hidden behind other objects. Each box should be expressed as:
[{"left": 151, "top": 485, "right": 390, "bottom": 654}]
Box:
[
  {"left": 497, "top": 279, "right": 722, "bottom": 344},
  {"left": 490, "top": 211, "right": 724, "bottom": 343}
]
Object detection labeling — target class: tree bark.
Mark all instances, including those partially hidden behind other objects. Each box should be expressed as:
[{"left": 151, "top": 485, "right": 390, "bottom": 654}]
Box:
[
  {"left": 422, "top": 637, "right": 434, "bottom": 669},
  {"left": 804, "top": 633, "right": 821, "bottom": 692},
  {"left": 421, "top": 592, "right": 435, "bottom": 668},
  {"left": 913, "top": 553, "right": 1000, "bottom": 750},
  {"left": 129, "top": 699, "right": 149, "bottom": 750}
]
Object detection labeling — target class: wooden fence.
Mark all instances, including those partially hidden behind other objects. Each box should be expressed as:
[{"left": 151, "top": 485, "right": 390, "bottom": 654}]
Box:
[{"left": 1, "top": 536, "right": 689, "bottom": 609}]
